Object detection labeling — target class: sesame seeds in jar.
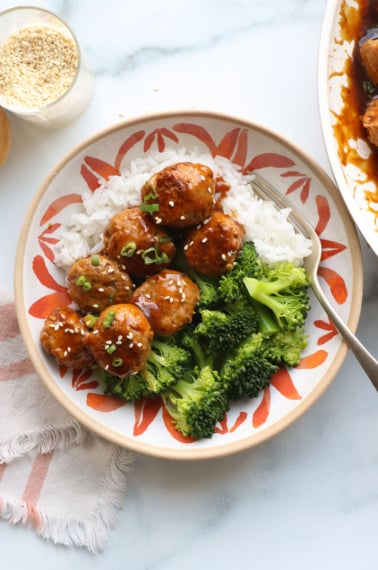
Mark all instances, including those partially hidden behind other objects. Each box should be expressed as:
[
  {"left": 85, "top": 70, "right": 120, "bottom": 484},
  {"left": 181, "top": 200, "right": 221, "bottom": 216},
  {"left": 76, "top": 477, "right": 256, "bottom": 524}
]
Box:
[
  {"left": 0, "top": 7, "right": 94, "bottom": 127},
  {"left": 0, "top": 26, "right": 79, "bottom": 109}
]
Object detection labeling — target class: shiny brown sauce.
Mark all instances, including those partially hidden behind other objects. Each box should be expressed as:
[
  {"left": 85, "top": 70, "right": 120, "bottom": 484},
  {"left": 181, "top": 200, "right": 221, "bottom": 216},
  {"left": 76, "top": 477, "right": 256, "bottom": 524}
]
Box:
[{"left": 334, "top": 0, "right": 378, "bottom": 213}]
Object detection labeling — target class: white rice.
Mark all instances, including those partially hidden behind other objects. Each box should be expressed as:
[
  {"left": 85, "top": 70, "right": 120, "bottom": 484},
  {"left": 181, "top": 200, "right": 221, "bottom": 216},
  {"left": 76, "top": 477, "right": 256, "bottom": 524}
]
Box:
[{"left": 54, "top": 148, "right": 312, "bottom": 270}]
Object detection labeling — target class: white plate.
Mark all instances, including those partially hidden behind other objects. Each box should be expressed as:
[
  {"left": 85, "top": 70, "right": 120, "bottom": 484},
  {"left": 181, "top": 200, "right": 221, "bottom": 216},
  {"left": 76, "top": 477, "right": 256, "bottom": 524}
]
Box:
[{"left": 15, "top": 110, "right": 363, "bottom": 460}]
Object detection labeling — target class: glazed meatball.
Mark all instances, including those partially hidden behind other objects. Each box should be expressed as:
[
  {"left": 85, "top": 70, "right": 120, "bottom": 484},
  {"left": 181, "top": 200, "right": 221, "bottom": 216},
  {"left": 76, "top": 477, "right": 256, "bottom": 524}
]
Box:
[
  {"left": 360, "top": 37, "right": 378, "bottom": 85},
  {"left": 67, "top": 254, "right": 133, "bottom": 314},
  {"left": 183, "top": 211, "right": 245, "bottom": 276},
  {"left": 86, "top": 304, "right": 153, "bottom": 377},
  {"left": 129, "top": 269, "right": 200, "bottom": 336},
  {"left": 141, "top": 162, "right": 215, "bottom": 228},
  {"left": 103, "top": 206, "right": 176, "bottom": 277},
  {"left": 362, "top": 97, "right": 378, "bottom": 146},
  {"left": 40, "top": 306, "right": 96, "bottom": 369}
]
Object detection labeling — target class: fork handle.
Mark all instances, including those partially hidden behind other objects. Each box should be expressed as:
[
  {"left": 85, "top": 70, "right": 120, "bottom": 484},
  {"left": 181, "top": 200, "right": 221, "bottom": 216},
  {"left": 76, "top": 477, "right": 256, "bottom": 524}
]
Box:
[{"left": 311, "top": 275, "right": 378, "bottom": 390}]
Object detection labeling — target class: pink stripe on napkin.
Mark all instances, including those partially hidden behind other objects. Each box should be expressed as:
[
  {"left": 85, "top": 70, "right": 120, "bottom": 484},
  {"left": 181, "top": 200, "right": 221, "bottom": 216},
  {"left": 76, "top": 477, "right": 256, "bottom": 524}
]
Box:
[
  {"left": 0, "top": 302, "right": 20, "bottom": 341},
  {"left": 0, "top": 359, "right": 36, "bottom": 381}
]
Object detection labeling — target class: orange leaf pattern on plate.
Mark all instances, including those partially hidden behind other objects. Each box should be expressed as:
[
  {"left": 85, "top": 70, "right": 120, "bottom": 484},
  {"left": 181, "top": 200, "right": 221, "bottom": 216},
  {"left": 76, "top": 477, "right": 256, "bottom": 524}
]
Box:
[
  {"left": 32, "top": 255, "right": 66, "bottom": 292},
  {"left": 285, "top": 176, "right": 310, "bottom": 203},
  {"left": 133, "top": 397, "right": 163, "bottom": 436},
  {"left": 71, "top": 368, "right": 98, "bottom": 391},
  {"left": 80, "top": 163, "right": 101, "bottom": 192},
  {"left": 114, "top": 130, "right": 146, "bottom": 171},
  {"left": 318, "top": 266, "right": 348, "bottom": 304},
  {"left": 86, "top": 393, "right": 126, "bottom": 412},
  {"left": 39, "top": 194, "right": 82, "bottom": 226},
  {"left": 314, "top": 317, "right": 339, "bottom": 345},
  {"left": 83, "top": 156, "right": 120, "bottom": 180},
  {"left": 173, "top": 123, "right": 217, "bottom": 155},
  {"left": 29, "top": 291, "right": 72, "bottom": 319},
  {"left": 314, "top": 194, "right": 331, "bottom": 235},
  {"left": 230, "top": 411, "right": 248, "bottom": 432},
  {"left": 271, "top": 367, "right": 301, "bottom": 400},
  {"left": 252, "top": 387, "right": 271, "bottom": 428},
  {"left": 144, "top": 128, "right": 179, "bottom": 153},
  {"left": 297, "top": 349, "right": 328, "bottom": 369},
  {"left": 244, "top": 153, "right": 295, "bottom": 173},
  {"left": 320, "top": 239, "right": 347, "bottom": 261}
]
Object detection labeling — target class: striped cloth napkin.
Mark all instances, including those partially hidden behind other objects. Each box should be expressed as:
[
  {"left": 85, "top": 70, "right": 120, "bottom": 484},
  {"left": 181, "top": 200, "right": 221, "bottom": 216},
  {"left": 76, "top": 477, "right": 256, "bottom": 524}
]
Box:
[{"left": 0, "top": 287, "right": 133, "bottom": 552}]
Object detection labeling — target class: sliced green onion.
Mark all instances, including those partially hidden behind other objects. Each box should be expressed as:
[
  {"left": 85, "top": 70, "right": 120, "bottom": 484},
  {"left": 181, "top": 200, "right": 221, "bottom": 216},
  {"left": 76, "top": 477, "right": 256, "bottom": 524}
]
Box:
[
  {"left": 105, "top": 343, "right": 117, "bottom": 354},
  {"left": 120, "top": 242, "right": 137, "bottom": 257},
  {"left": 82, "top": 281, "right": 92, "bottom": 291},
  {"left": 140, "top": 203, "right": 160, "bottom": 213},
  {"left": 75, "top": 275, "right": 86, "bottom": 286},
  {"left": 141, "top": 246, "right": 169, "bottom": 265},
  {"left": 143, "top": 184, "right": 158, "bottom": 201},
  {"left": 91, "top": 254, "right": 100, "bottom": 266},
  {"left": 83, "top": 314, "right": 98, "bottom": 329},
  {"left": 112, "top": 358, "right": 123, "bottom": 367},
  {"left": 103, "top": 309, "right": 116, "bottom": 328}
]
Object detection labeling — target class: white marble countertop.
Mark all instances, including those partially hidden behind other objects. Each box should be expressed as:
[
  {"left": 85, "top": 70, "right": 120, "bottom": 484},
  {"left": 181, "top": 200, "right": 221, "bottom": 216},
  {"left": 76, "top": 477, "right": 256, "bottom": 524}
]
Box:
[{"left": 1, "top": 0, "right": 378, "bottom": 567}]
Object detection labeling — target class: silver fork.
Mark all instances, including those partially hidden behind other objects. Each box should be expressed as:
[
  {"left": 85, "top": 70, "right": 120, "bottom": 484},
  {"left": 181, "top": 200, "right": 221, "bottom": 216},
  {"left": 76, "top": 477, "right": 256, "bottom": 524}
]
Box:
[{"left": 250, "top": 174, "right": 378, "bottom": 390}]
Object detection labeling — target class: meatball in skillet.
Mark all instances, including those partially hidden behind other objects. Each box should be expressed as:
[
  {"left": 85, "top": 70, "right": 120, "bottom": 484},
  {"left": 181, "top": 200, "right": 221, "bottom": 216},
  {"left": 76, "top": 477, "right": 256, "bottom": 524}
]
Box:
[
  {"left": 129, "top": 269, "right": 200, "bottom": 336},
  {"left": 141, "top": 162, "right": 215, "bottom": 228},
  {"left": 67, "top": 254, "right": 133, "bottom": 314},
  {"left": 183, "top": 210, "right": 244, "bottom": 276},
  {"left": 362, "top": 97, "right": 378, "bottom": 147},
  {"left": 40, "top": 306, "right": 96, "bottom": 369},
  {"left": 103, "top": 206, "right": 176, "bottom": 278},
  {"left": 86, "top": 304, "right": 153, "bottom": 377},
  {"left": 360, "top": 37, "right": 378, "bottom": 85}
]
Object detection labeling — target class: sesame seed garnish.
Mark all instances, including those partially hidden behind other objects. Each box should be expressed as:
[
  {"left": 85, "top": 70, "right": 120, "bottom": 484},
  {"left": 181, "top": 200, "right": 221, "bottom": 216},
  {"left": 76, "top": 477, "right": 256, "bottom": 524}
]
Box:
[
  {"left": 221, "top": 253, "right": 227, "bottom": 260},
  {"left": 180, "top": 215, "right": 186, "bottom": 220},
  {"left": 155, "top": 217, "right": 162, "bottom": 224},
  {"left": 168, "top": 200, "right": 175, "bottom": 207},
  {"left": 129, "top": 342, "right": 134, "bottom": 349},
  {"left": 98, "top": 287, "right": 105, "bottom": 293},
  {"left": 137, "top": 342, "right": 143, "bottom": 348},
  {"left": 126, "top": 332, "right": 134, "bottom": 339},
  {"left": 201, "top": 237, "right": 208, "bottom": 243}
]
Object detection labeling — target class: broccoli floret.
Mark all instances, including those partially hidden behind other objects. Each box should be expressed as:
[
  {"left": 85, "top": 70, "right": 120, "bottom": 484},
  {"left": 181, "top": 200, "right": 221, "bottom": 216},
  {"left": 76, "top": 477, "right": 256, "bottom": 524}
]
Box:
[
  {"left": 221, "top": 332, "right": 279, "bottom": 401},
  {"left": 194, "top": 301, "right": 259, "bottom": 353},
  {"left": 264, "top": 329, "right": 308, "bottom": 367},
  {"left": 161, "top": 325, "right": 229, "bottom": 438},
  {"left": 162, "top": 365, "right": 229, "bottom": 439},
  {"left": 98, "top": 336, "right": 191, "bottom": 401},
  {"left": 218, "top": 241, "right": 263, "bottom": 304},
  {"left": 243, "top": 262, "right": 310, "bottom": 330}
]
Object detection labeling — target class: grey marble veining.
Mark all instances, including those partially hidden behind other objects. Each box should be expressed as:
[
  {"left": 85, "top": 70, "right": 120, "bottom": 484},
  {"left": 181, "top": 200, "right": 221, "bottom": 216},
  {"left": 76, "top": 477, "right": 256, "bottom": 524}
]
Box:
[{"left": 1, "top": 0, "right": 378, "bottom": 568}]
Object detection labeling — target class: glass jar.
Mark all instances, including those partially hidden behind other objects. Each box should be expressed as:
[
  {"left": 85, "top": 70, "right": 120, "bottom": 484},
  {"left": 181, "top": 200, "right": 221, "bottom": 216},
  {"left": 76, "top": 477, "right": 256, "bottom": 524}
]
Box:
[{"left": 0, "top": 6, "right": 95, "bottom": 128}]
